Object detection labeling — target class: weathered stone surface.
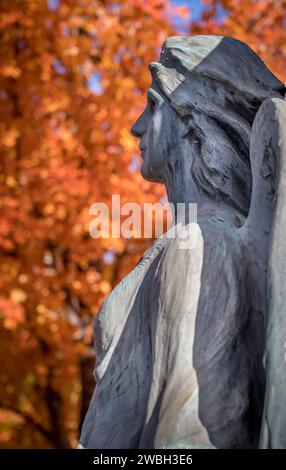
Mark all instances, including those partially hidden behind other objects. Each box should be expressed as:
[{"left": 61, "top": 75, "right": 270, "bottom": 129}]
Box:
[
  {"left": 255, "top": 98, "right": 286, "bottom": 449},
  {"left": 78, "top": 36, "right": 286, "bottom": 449}
]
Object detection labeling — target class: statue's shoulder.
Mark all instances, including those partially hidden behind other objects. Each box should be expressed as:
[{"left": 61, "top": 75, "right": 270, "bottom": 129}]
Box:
[
  {"left": 201, "top": 218, "right": 243, "bottom": 246},
  {"left": 155, "top": 219, "right": 244, "bottom": 293},
  {"left": 201, "top": 220, "right": 245, "bottom": 279},
  {"left": 162, "top": 219, "right": 243, "bottom": 257}
]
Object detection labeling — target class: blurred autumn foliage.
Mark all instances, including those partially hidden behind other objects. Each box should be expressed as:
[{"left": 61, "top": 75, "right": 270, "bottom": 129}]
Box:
[
  {"left": 0, "top": 0, "right": 174, "bottom": 448},
  {"left": 0, "top": 0, "right": 285, "bottom": 448}
]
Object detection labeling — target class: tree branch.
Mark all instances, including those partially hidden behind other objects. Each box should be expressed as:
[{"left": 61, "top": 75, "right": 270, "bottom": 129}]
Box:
[{"left": 0, "top": 404, "right": 56, "bottom": 447}]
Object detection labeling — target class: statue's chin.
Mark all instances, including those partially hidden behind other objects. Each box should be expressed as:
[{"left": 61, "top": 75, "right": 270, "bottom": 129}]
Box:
[{"left": 140, "top": 163, "right": 163, "bottom": 184}]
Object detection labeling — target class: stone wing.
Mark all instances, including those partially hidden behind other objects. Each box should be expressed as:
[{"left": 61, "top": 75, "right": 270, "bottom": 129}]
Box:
[{"left": 249, "top": 97, "right": 286, "bottom": 449}]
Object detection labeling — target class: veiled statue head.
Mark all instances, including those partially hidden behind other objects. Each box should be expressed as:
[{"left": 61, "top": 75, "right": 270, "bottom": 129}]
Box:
[{"left": 131, "top": 36, "right": 285, "bottom": 216}]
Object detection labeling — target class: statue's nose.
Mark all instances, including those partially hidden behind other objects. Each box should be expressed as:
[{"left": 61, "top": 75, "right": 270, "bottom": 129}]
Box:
[
  {"left": 130, "top": 121, "right": 141, "bottom": 138},
  {"left": 130, "top": 113, "right": 145, "bottom": 138}
]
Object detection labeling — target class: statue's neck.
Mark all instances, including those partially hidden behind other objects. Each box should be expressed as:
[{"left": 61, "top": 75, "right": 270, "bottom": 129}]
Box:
[{"left": 165, "top": 181, "right": 243, "bottom": 228}]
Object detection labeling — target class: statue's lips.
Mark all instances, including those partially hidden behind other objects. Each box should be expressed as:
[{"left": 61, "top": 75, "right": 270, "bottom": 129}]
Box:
[{"left": 139, "top": 144, "right": 146, "bottom": 158}]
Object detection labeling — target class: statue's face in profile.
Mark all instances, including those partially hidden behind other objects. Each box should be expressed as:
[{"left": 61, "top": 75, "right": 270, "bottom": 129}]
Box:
[{"left": 131, "top": 78, "right": 185, "bottom": 184}]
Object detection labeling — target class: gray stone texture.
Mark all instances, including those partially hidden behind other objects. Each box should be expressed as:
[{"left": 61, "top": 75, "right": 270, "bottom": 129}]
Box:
[{"left": 79, "top": 36, "right": 286, "bottom": 449}]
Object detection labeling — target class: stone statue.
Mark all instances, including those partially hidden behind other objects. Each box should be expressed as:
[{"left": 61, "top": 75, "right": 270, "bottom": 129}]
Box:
[{"left": 78, "top": 36, "right": 286, "bottom": 449}]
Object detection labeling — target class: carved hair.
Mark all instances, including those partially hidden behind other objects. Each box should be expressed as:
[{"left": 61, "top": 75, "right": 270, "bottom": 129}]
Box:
[{"left": 150, "top": 36, "right": 285, "bottom": 216}]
